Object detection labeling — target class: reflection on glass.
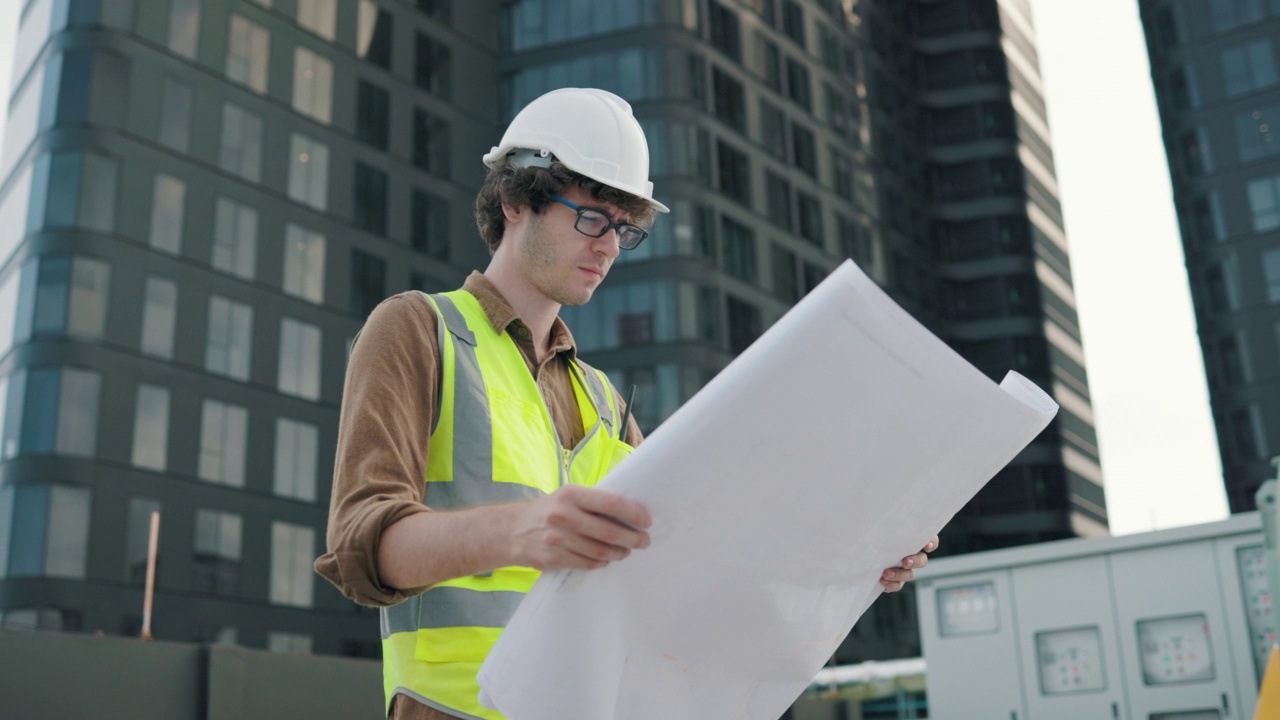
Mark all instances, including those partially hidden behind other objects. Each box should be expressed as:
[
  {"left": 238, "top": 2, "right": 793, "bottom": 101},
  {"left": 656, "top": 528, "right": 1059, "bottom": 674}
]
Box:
[
  {"left": 278, "top": 318, "right": 321, "bottom": 401},
  {"left": 283, "top": 224, "right": 326, "bottom": 303},
  {"left": 270, "top": 522, "right": 315, "bottom": 607},
  {"left": 131, "top": 384, "right": 170, "bottom": 471},
  {"left": 212, "top": 197, "right": 258, "bottom": 280},
  {"left": 275, "top": 418, "right": 318, "bottom": 501},
  {"left": 141, "top": 277, "right": 177, "bottom": 359},
  {"left": 199, "top": 399, "right": 248, "bottom": 487}
]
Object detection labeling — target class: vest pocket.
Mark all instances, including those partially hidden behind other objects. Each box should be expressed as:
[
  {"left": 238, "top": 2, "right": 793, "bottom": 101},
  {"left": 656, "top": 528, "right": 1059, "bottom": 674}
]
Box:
[
  {"left": 598, "top": 437, "right": 634, "bottom": 478},
  {"left": 489, "top": 389, "right": 558, "bottom": 493}
]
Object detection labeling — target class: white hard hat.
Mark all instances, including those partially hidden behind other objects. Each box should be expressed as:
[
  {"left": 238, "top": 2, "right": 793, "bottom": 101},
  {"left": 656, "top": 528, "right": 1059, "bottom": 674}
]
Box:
[{"left": 483, "top": 88, "right": 670, "bottom": 214}]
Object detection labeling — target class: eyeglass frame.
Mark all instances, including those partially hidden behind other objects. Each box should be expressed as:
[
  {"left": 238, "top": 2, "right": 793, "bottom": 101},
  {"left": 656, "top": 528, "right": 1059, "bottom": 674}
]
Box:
[{"left": 548, "top": 194, "right": 649, "bottom": 250}]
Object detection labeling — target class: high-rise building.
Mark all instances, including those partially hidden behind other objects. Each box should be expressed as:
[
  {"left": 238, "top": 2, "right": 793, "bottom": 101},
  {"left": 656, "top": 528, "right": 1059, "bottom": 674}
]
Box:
[
  {"left": 0, "top": 0, "right": 1100, "bottom": 665},
  {"left": 1139, "top": 0, "right": 1280, "bottom": 513}
]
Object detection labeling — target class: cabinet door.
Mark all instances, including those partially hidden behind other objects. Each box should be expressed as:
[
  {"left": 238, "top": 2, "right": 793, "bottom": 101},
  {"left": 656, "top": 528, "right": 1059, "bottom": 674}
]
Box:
[
  {"left": 1111, "top": 543, "right": 1237, "bottom": 719},
  {"left": 1213, "top": 536, "right": 1273, "bottom": 720},
  {"left": 1011, "top": 557, "right": 1130, "bottom": 720},
  {"left": 916, "top": 571, "right": 1027, "bottom": 719}
]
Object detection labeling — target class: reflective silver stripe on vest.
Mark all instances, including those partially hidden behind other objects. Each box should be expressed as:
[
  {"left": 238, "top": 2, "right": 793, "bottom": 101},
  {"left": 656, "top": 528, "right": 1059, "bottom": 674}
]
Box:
[
  {"left": 381, "top": 587, "right": 525, "bottom": 638},
  {"left": 574, "top": 359, "right": 615, "bottom": 436},
  {"left": 424, "top": 293, "right": 495, "bottom": 510},
  {"left": 420, "top": 586, "right": 525, "bottom": 629}
]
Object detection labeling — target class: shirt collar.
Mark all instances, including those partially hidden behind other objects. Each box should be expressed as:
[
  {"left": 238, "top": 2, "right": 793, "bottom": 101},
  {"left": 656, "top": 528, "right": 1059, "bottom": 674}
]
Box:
[{"left": 461, "top": 272, "right": 578, "bottom": 358}]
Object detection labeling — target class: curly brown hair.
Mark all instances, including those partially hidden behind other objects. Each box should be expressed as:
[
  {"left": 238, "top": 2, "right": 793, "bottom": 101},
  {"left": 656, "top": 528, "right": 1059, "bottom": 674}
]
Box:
[{"left": 474, "top": 159, "right": 657, "bottom": 253}]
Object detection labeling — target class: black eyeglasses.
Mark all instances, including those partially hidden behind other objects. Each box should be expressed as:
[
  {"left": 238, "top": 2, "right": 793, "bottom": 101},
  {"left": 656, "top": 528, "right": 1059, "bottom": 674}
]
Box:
[{"left": 549, "top": 194, "right": 648, "bottom": 250}]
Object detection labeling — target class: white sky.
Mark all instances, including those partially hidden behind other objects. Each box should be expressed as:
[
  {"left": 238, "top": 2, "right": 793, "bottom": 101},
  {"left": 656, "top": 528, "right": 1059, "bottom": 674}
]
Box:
[{"left": 0, "top": 2, "right": 1232, "bottom": 535}]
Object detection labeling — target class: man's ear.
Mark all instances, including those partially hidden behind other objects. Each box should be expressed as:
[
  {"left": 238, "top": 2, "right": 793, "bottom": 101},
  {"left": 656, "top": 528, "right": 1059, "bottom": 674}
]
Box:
[{"left": 501, "top": 200, "right": 525, "bottom": 225}]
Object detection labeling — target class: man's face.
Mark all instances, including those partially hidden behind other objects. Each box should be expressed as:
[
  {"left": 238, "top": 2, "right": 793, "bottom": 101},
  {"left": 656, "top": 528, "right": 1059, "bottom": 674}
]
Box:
[{"left": 516, "top": 184, "right": 630, "bottom": 307}]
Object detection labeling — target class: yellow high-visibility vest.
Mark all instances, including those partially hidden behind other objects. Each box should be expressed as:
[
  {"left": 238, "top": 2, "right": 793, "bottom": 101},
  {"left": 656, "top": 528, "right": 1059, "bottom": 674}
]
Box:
[{"left": 381, "top": 290, "right": 632, "bottom": 719}]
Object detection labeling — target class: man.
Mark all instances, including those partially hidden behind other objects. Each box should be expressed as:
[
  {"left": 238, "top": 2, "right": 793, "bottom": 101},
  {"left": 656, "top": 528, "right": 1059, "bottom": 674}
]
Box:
[{"left": 317, "top": 88, "right": 937, "bottom": 720}]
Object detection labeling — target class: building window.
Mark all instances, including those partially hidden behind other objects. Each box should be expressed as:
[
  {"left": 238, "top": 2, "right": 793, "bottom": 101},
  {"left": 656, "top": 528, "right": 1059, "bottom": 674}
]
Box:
[
  {"left": 411, "top": 189, "right": 450, "bottom": 259},
  {"left": 168, "top": 0, "right": 201, "bottom": 58},
  {"left": 712, "top": 67, "right": 746, "bottom": 133},
  {"left": 1223, "top": 39, "right": 1278, "bottom": 97},
  {"left": 158, "top": 78, "right": 193, "bottom": 152},
  {"left": 414, "top": 33, "right": 451, "bottom": 99},
  {"left": 205, "top": 295, "right": 253, "bottom": 381},
  {"left": 288, "top": 134, "right": 329, "bottom": 211},
  {"left": 141, "top": 277, "right": 177, "bottom": 359},
  {"left": 292, "top": 47, "right": 333, "bottom": 124},
  {"left": 792, "top": 123, "right": 816, "bottom": 177},
  {"left": 0, "top": 368, "right": 101, "bottom": 459},
  {"left": 268, "top": 632, "right": 313, "bottom": 653},
  {"left": 717, "top": 140, "right": 751, "bottom": 205},
  {"left": 350, "top": 249, "right": 386, "bottom": 318},
  {"left": 750, "top": 31, "right": 782, "bottom": 91},
  {"left": 0, "top": 484, "right": 90, "bottom": 579},
  {"left": 1191, "top": 193, "right": 1228, "bottom": 244},
  {"left": 148, "top": 174, "right": 185, "bottom": 254},
  {"left": 356, "top": 80, "right": 390, "bottom": 150},
  {"left": 797, "top": 191, "right": 823, "bottom": 245},
  {"left": 226, "top": 15, "right": 269, "bottom": 93},
  {"left": 721, "top": 216, "right": 757, "bottom": 282},
  {"left": 211, "top": 198, "right": 258, "bottom": 280},
  {"left": 297, "top": 0, "right": 337, "bottom": 41},
  {"left": 782, "top": 0, "right": 805, "bottom": 47},
  {"left": 772, "top": 245, "right": 799, "bottom": 301},
  {"left": 198, "top": 400, "right": 247, "bottom": 487},
  {"left": 47, "top": 152, "right": 118, "bottom": 233},
  {"left": 124, "top": 498, "right": 160, "bottom": 585},
  {"left": 726, "top": 295, "right": 761, "bottom": 354},
  {"left": 353, "top": 163, "right": 388, "bottom": 236},
  {"left": 283, "top": 224, "right": 326, "bottom": 303},
  {"left": 412, "top": 109, "right": 451, "bottom": 179},
  {"left": 219, "top": 103, "right": 264, "bottom": 183},
  {"left": 275, "top": 418, "right": 318, "bottom": 501},
  {"left": 19, "top": 256, "right": 111, "bottom": 342},
  {"left": 832, "top": 148, "right": 854, "bottom": 198},
  {"left": 765, "top": 172, "right": 792, "bottom": 230},
  {"left": 1208, "top": 0, "right": 1267, "bottom": 32},
  {"left": 278, "top": 318, "right": 321, "bottom": 401},
  {"left": 708, "top": 1, "right": 741, "bottom": 62},
  {"left": 1264, "top": 248, "right": 1280, "bottom": 303},
  {"left": 193, "top": 509, "right": 242, "bottom": 596},
  {"left": 416, "top": 0, "right": 452, "bottom": 23},
  {"left": 131, "top": 384, "right": 170, "bottom": 471},
  {"left": 785, "top": 57, "right": 811, "bottom": 110},
  {"left": 270, "top": 522, "right": 315, "bottom": 607},
  {"left": 1180, "top": 127, "right": 1214, "bottom": 176},
  {"left": 1235, "top": 103, "right": 1280, "bottom": 163},
  {"left": 759, "top": 99, "right": 786, "bottom": 160},
  {"left": 357, "top": 0, "right": 393, "bottom": 68},
  {"left": 1247, "top": 174, "right": 1280, "bottom": 232}
]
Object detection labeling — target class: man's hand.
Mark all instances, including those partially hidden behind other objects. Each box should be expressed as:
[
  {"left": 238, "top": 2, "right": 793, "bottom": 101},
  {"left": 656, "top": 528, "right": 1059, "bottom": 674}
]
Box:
[
  {"left": 510, "top": 485, "right": 652, "bottom": 571},
  {"left": 880, "top": 535, "right": 939, "bottom": 592}
]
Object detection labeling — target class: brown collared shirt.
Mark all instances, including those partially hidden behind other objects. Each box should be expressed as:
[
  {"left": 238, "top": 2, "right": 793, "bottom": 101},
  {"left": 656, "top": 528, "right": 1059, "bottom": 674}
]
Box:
[{"left": 316, "top": 273, "right": 642, "bottom": 720}]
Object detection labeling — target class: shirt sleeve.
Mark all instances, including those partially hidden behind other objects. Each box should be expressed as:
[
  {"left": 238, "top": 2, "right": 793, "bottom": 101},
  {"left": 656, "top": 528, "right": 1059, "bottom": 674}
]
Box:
[{"left": 315, "top": 294, "right": 440, "bottom": 607}]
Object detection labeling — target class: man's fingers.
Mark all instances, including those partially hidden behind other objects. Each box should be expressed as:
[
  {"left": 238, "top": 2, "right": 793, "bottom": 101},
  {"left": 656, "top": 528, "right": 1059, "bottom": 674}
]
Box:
[
  {"left": 924, "top": 535, "right": 940, "bottom": 553},
  {"left": 564, "top": 485, "right": 652, "bottom": 531}
]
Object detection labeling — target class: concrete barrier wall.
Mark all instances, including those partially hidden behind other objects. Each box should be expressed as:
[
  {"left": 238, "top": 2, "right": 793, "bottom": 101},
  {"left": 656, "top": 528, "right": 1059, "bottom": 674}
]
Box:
[{"left": 0, "top": 629, "right": 382, "bottom": 720}]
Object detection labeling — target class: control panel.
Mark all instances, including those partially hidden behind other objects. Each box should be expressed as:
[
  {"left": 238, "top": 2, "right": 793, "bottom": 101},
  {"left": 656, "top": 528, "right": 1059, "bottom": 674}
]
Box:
[
  {"left": 1236, "top": 544, "right": 1275, "bottom": 682},
  {"left": 1137, "top": 614, "right": 1215, "bottom": 685},
  {"left": 1035, "top": 626, "right": 1107, "bottom": 695},
  {"left": 936, "top": 581, "right": 999, "bottom": 637}
]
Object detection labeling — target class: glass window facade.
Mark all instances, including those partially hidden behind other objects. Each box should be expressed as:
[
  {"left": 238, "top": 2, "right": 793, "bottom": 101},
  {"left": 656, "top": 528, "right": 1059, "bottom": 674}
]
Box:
[
  {"left": 353, "top": 162, "right": 388, "bottom": 236},
  {"left": 226, "top": 15, "right": 270, "bottom": 93},
  {"left": 414, "top": 33, "right": 452, "bottom": 99},
  {"left": 168, "top": 0, "right": 201, "bottom": 59},
  {"left": 278, "top": 318, "right": 321, "bottom": 401},
  {"left": 1247, "top": 174, "right": 1280, "bottom": 232},
  {"left": 1264, "top": 248, "right": 1280, "bottom": 302},
  {"left": 270, "top": 521, "right": 315, "bottom": 607},
  {"left": 193, "top": 509, "right": 242, "bottom": 595},
  {"left": 350, "top": 250, "right": 386, "bottom": 318},
  {"left": 219, "top": 104, "right": 264, "bottom": 183},
  {"left": 507, "top": 47, "right": 663, "bottom": 116},
  {"left": 198, "top": 400, "right": 247, "bottom": 487},
  {"left": 1223, "top": 39, "right": 1278, "bottom": 97},
  {"left": 47, "top": 152, "right": 118, "bottom": 234},
  {"left": 149, "top": 174, "right": 186, "bottom": 255},
  {"left": 722, "top": 216, "right": 757, "bottom": 282},
  {"left": 357, "top": 0, "right": 393, "bottom": 68},
  {"left": 288, "top": 133, "right": 330, "bottom": 210},
  {"left": 1208, "top": 0, "right": 1267, "bottom": 32},
  {"left": 508, "top": 0, "right": 663, "bottom": 52},
  {"left": 297, "top": 0, "right": 338, "bottom": 41},
  {"left": 0, "top": 484, "right": 90, "bottom": 579},
  {"left": 274, "top": 417, "right": 318, "bottom": 501},
  {"left": 356, "top": 80, "right": 390, "bottom": 150},
  {"left": 293, "top": 46, "right": 334, "bottom": 123},
  {"left": 205, "top": 295, "right": 253, "bottom": 381},
  {"left": 212, "top": 197, "right": 258, "bottom": 280},
  {"left": 0, "top": 368, "right": 101, "bottom": 459},
  {"left": 141, "top": 277, "right": 177, "bottom": 359},
  {"left": 15, "top": 256, "right": 111, "bottom": 343},
  {"left": 283, "top": 224, "right": 326, "bottom": 303},
  {"left": 412, "top": 110, "right": 451, "bottom": 179},
  {"left": 1235, "top": 103, "right": 1280, "bottom": 162},
  {"left": 131, "top": 384, "right": 170, "bottom": 471},
  {"left": 411, "top": 189, "right": 450, "bottom": 259}
]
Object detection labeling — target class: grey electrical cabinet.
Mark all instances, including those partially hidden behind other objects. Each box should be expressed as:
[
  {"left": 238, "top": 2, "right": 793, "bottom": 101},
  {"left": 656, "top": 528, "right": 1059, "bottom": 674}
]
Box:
[{"left": 916, "top": 513, "right": 1274, "bottom": 720}]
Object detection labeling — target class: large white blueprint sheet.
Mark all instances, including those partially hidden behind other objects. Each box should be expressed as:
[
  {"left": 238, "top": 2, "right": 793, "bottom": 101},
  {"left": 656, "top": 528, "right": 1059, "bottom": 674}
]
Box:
[{"left": 477, "top": 260, "right": 1058, "bottom": 719}]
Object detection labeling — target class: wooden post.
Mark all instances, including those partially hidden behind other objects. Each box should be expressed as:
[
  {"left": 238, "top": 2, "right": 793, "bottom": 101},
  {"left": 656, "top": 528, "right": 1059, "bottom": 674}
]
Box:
[{"left": 140, "top": 511, "right": 159, "bottom": 641}]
